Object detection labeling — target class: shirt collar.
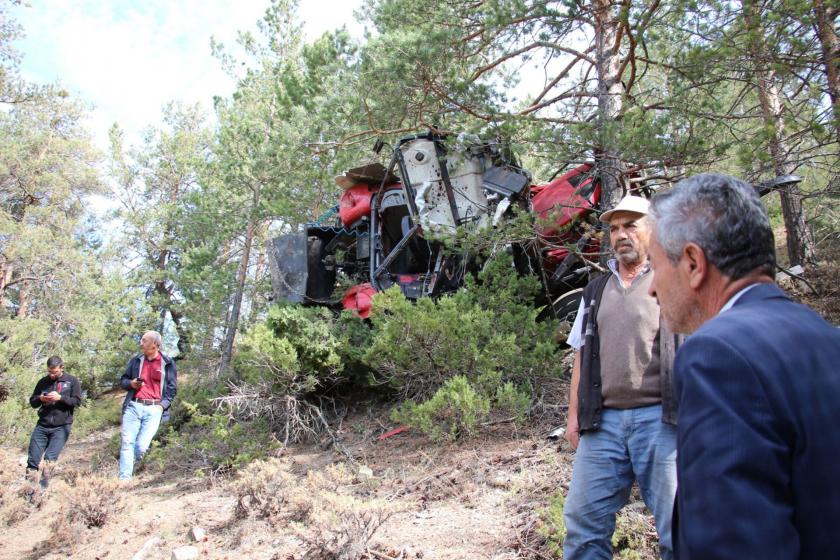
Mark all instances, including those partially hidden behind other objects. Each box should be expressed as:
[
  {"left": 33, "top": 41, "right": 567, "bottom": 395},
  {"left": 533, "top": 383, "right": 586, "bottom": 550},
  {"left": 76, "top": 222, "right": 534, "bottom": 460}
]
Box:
[
  {"left": 719, "top": 283, "right": 761, "bottom": 314},
  {"left": 607, "top": 258, "right": 651, "bottom": 287}
]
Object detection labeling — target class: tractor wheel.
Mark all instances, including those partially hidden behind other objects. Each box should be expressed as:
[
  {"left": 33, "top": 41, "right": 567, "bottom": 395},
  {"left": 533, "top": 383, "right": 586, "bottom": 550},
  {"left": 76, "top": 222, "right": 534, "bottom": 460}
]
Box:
[{"left": 552, "top": 288, "right": 583, "bottom": 324}]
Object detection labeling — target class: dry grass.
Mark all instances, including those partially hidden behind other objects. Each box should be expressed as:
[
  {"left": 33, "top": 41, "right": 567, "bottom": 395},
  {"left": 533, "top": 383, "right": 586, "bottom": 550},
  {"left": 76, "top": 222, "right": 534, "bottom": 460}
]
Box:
[
  {"left": 233, "top": 458, "right": 298, "bottom": 520},
  {"left": 52, "top": 473, "right": 126, "bottom": 529},
  {"left": 232, "top": 458, "right": 404, "bottom": 560}
]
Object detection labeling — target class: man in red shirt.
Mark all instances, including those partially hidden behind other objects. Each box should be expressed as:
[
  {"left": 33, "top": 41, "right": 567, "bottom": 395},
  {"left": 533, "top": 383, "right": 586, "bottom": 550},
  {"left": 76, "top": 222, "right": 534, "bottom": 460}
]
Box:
[{"left": 118, "top": 330, "right": 177, "bottom": 480}]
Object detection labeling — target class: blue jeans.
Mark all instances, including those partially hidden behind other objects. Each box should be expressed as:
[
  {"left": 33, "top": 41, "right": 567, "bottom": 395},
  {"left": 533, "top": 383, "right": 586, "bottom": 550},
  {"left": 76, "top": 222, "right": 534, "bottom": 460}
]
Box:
[
  {"left": 27, "top": 424, "right": 71, "bottom": 470},
  {"left": 119, "top": 401, "right": 163, "bottom": 480},
  {"left": 563, "top": 405, "right": 677, "bottom": 560}
]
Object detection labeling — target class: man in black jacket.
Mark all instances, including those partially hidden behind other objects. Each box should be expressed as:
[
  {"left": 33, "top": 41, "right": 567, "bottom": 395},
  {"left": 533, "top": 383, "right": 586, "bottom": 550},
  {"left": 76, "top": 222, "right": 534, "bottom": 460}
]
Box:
[{"left": 26, "top": 355, "right": 83, "bottom": 488}]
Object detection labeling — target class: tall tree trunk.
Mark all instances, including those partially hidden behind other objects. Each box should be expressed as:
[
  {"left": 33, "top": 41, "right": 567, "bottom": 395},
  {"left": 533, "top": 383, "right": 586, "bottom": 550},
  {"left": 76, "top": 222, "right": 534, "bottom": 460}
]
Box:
[
  {"left": 218, "top": 190, "right": 260, "bottom": 376},
  {"left": 169, "top": 306, "right": 190, "bottom": 358},
  {"left": 813, "top": 0, "right": 840, "bottom": 146},
  {"left": 247, "top": 241, "right": 267, "bottom": 325},
  {"left": 757, "top": 77, "right": 817, "bottom": 266},
  {"left": 16, "top": 278, "right": 30, "bottom": 318},
  {"left": 0, "top": 260, "right": 12, "bottom": 311},
  {"left": 154, "top": 249, "right": 170, "bottom": 333},
  {"left": 592, "top": 0, "right": 625, "bottom": 262},
  {"left": 744, "top": 1, "right": 817, "bottom": 266}
]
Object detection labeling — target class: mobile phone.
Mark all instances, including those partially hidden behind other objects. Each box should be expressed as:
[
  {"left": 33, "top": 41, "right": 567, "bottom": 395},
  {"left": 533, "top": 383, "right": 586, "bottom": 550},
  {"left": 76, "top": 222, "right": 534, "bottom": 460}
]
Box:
[{"left": 136, "top": 377, "right": 144, "bottom": 385}]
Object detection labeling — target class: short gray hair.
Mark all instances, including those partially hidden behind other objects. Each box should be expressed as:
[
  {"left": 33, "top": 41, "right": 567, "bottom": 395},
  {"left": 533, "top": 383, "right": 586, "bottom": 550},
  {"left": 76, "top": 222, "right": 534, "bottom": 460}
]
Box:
[
  {"left": 144, "top": 331, "right": 162, "bottom": 348},
  {"left": 650, "top": 173, "right": 776, "bottom": 280}
]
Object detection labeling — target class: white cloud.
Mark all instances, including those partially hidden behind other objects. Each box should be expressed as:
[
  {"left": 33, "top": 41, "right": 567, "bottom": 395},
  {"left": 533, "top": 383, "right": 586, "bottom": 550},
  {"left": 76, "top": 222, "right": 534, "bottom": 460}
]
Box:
[{"left": 12, "top": 0, "right": 363, "bottom": 151}]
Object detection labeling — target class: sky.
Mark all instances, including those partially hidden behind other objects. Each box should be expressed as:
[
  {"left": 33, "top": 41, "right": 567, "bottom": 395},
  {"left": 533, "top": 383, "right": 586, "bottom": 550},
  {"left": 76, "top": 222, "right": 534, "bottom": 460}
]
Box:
[{"left": 11, "top": 0, "right": 364, "bottom": 151}]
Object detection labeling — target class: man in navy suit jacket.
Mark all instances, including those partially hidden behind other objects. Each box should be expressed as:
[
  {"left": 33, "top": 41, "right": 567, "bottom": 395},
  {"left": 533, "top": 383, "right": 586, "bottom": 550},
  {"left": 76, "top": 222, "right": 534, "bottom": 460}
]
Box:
[{"left": 646, "top": 172, "right": 840, "bottom": 559}]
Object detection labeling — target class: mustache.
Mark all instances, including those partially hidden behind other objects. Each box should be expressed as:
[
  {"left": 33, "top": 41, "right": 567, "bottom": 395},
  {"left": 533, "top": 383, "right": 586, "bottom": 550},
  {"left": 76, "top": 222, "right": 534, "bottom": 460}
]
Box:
[{"left": 614, "top": 240, "right": 635, "bottom": 250}]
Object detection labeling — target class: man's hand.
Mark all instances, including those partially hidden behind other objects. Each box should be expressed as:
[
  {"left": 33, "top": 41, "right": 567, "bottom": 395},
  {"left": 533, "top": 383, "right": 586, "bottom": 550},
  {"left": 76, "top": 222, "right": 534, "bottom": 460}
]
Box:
[
  {"left": 130, "top": 378, "right": 144, "bottom": 390},
  {"left": 40, "top": 391, "right": 61, "bottom": 403},
  {"left": 566, "top": 351, "right": 582, "bottom": 451},
  {"left": 565, "top": 415, "right": 580, "bottom": 450}
]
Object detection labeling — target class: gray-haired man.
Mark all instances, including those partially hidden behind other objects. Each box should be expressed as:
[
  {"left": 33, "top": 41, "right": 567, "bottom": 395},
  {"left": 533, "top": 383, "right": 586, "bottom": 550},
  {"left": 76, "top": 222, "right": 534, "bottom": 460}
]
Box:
[
  {"left": 118, "top": 330, "right": 177, "bottom": 480},
  {"left": 648, "top": 173, "right": 840, "bottom": 559}
]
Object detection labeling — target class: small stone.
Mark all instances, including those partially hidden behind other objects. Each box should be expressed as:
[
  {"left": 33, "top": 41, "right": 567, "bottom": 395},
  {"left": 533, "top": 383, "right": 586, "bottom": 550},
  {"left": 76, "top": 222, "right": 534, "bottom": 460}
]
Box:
[
  {"left": 401, "top": 545, "right": 425, "bottom": 558},
  {"left": 189, "top": 527, "right": 206, "bottom": 542},
  {"left": 357, "top": 465, "right": 374, "bottom": 479},
  {"left": 489, "top": 475, "right": 510, "bottom": 489},
  {"left": 171, "top": 546, "right": 199, "bottom": 560},
  {"left": 132, "top": 537, "right": 161, "bottom": 560}
]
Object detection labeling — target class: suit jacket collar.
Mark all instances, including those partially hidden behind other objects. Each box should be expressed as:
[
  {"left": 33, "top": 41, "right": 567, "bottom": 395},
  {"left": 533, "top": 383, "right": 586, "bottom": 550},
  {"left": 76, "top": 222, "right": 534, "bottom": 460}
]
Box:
[{"left": 731, "top": 282, "right": 789, "bottom": 307}]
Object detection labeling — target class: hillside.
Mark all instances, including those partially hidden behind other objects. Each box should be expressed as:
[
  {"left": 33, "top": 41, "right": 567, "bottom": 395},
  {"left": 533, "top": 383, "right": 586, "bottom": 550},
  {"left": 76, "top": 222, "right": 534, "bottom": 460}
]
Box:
[{"left": 0, "top": 382, "right": 661, "bottom": 560}]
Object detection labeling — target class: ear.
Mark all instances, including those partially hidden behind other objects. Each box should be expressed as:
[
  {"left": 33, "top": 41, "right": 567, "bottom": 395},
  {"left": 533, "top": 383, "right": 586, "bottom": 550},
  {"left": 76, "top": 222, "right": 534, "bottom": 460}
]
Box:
[{"left": 681, "top": 242, "right": 708, "bottom": 289}]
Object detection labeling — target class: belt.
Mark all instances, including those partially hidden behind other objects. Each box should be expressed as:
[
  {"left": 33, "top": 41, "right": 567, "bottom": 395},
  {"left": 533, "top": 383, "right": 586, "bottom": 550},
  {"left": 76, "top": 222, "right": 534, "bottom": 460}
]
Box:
[{"left": 132, "top": 398, "right": 161, "bottom": 406}]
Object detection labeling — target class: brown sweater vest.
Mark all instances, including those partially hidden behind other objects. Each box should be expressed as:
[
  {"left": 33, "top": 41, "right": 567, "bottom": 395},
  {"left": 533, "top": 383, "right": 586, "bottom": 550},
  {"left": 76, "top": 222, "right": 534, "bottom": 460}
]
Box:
[{"left": 596, "top": 273, "right": 662, "bottom": 408}]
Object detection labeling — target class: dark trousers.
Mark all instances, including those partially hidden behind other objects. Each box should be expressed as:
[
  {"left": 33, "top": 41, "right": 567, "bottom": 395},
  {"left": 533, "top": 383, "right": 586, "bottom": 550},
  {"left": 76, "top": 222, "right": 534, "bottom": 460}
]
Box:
[{"left": 27, "top": 424, "right": 71, "bottom": 470}]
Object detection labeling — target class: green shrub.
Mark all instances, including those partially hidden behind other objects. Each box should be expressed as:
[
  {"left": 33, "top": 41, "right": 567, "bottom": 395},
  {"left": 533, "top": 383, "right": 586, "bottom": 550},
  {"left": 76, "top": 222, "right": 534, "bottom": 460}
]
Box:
[
  {"left": 166, "top": 374, "right": 227, "bottom": 430},
  {"left": 391, "top": 375, "right": 490, "bottom": 441},
  {"left": 493, "top": 381, "right": 532, "bottom": 422},
  {"left": 364, "top": 253, "right": 560, "bottom": 399},
  {"left": 365, "top": 288, "right": 495, "bottom": 400},
  {"left": 145, "top": 408, "right": 278, "bottom": 478},
  {"left": 0, "top": 398, "right": 32, "bottom": 446},
  {"left": 362, "top": 252, "right": 560, "bottom": 440},
  {"left": 234, "top": 304, "right": 343, "bottom": 394},
  {"left": 333, "top": 310, "right": 375, "bottom": 384},
  {"left": 71, "top": 398, "right": 122, "bottom": 439},
  {"left": 0, "top": 317, "right": 50, "bottom": 445},
  {"left": 536, "top": 492, "right": 567, "bottom": 557}
]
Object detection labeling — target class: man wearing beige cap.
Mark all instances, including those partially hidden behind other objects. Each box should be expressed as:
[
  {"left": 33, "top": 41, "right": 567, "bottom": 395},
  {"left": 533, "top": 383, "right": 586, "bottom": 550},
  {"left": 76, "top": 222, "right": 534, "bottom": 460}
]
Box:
[{"left": 562, "top": 195, "right": 679, "bottom": 560}]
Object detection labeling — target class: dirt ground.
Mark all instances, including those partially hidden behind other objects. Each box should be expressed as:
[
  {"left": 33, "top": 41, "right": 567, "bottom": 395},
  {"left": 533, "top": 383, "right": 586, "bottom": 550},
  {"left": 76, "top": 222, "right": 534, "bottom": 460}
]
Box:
[{"left": 0, "top": 377, "right": 661, "bottom": 560}]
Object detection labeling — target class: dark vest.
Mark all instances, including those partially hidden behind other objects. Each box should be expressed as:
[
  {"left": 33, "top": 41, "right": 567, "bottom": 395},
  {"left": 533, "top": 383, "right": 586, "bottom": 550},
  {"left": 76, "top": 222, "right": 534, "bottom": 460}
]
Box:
[{"left": 576, "top": 272, "right": 681, "bottom": 431}]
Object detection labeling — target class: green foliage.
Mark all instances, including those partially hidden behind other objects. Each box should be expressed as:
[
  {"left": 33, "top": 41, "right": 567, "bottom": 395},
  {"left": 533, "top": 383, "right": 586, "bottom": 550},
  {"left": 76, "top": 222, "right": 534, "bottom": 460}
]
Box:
[
  {"left": 70, "top": 398, "right": 122, "bottom": 440},
  {"left": 109, "top": 103, "right": 215, "bottom": 358},
  {"left": 333, "top": 310, "right": 376, "bottom": 383},
  {"left": 235, "top": 322, "right": 301, "bottom": 387},
  {"left": 493, "top": 381, "right": 532, "bottom": 423},
  {"left": 0, "top": 397, "right": 30, "bottom": 445},
  {"left": 164, "top": 373, "right": 225, "bottom": 430},
  {"left": 0, "top": 317, "right": 51, "bottom": 444},
  {"left": 612, "top": 509, "right": 658, "bottom": 559},
  {"left": 234, "top": 304, "right": 343, "bottom": 394},
  {"left": 536, "top": 491, "right": 567, "bottom": 557},
  {"left": 364, "top": 250, "right": 559, "bottom": 440},
  {"left": 146, "top": 408, "right": 278, "bottom": 478},
  {"left": 391, "top": 375, "right": 490, "bottom": 441},
  {"left": 364, "top": 287, "right": 494, "bottom": 400}
]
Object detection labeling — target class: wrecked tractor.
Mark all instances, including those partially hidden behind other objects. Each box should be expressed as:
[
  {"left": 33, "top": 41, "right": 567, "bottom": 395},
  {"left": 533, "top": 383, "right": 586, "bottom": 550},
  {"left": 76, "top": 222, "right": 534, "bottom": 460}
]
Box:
[{"left": 267, "top": 132, "right": 607, "bottom": 322}]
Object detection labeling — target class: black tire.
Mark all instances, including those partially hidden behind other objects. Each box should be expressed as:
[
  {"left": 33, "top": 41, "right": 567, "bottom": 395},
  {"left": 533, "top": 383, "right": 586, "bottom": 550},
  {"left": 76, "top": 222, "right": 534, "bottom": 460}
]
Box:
[{"left": 552, "top": 288, "right": 583, "bottom": 324}]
